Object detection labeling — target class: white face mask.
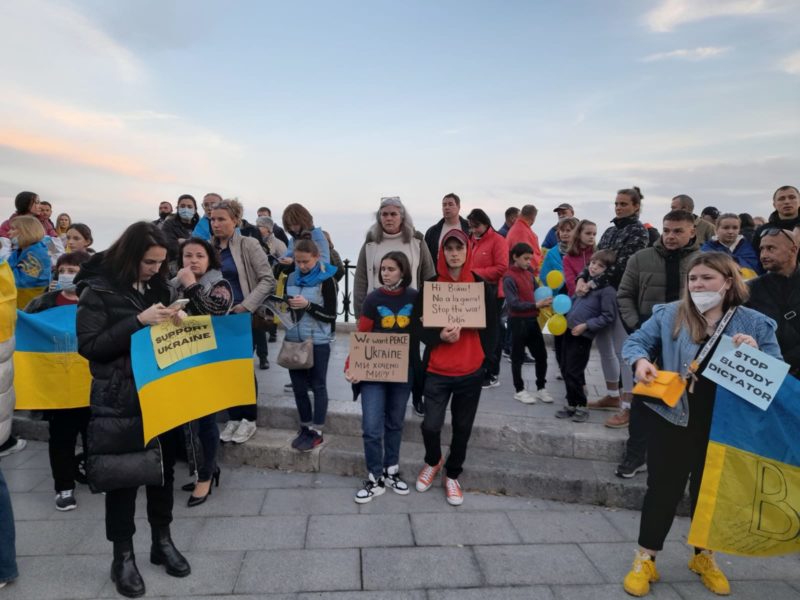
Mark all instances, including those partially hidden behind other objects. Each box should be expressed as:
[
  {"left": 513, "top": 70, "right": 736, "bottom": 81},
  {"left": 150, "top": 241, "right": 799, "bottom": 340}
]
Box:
[
  {"left": 690, "top": 286, "right": 726, "bottom": 313},
  {"left": 57, "top": 273, "right": 76, "bottom": 291}
]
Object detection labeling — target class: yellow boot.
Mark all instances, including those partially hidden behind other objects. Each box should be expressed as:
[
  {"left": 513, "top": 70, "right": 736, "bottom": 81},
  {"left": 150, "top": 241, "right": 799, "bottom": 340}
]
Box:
[
  {"left": 689, "top": 550, "right": 731, "bottom": 595},
  {"left": 623, "top": 549, "right": 660, "bottom": 597}
]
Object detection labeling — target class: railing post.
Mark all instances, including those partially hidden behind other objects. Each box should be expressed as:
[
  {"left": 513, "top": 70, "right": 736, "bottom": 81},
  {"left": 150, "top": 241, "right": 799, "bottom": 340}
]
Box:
[{"left": 341, "top": 258, "right": 352, "bottom": 322}]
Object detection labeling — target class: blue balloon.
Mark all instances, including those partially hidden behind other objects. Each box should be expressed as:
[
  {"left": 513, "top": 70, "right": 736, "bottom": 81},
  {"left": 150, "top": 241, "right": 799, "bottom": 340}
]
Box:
[
  {"left": 552, "top": 294, "right": 572, "bottom": 315},
  {"left": 534, "top": 287, "right": 553, "bottom": 302}
]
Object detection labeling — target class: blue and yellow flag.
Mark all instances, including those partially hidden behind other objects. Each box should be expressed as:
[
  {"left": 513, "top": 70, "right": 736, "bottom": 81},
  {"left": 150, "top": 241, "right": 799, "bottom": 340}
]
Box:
[
  {"left": 8, "top": 241, "right": 51, "bottom": 309},
  {"left": 0, "top": 261, "right": 16, "bottom": 344},
  {"left": 688, "top": 375, "right": 800, "bottom": 556},
  {"left": 13, "top": 305, "right": 91, "bottom": 410},
  {"left": 131, "top": 312, "right": 255, "bottom": 444}
]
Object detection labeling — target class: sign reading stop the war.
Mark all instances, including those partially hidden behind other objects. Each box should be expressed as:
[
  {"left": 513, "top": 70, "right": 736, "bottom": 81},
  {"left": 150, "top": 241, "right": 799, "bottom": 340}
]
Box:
[
  {"left": 348, "top": 332, "right": 410, "bottom": 382},
  {"left": 422, "top": 281, "right": 485, "bottom": 328}
]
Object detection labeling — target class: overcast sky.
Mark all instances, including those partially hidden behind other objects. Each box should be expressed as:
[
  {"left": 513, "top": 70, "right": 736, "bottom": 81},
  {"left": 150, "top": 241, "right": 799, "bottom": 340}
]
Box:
[{"left": 0, "top": 0, "right": 798, "bottom": 262}]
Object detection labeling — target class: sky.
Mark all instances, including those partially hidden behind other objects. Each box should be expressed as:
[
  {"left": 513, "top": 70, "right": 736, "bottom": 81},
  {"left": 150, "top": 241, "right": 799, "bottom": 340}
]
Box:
[{"left": 0, "top": 0, "right": 798, "bottom": 266}]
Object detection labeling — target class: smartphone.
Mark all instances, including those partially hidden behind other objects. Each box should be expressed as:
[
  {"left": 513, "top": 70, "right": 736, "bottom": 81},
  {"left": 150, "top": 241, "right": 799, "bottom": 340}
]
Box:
[{"left": 167, "top": 299, "right": 190, "bottom": 310}]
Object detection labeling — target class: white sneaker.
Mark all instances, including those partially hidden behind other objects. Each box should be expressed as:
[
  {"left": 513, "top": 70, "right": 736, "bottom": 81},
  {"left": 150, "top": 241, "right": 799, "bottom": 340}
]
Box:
[
  {"left": 231, "top": 419, "right": 257, "bottom": 444},
  {"left": 0, "top": 437, "right": 27, "bottom": 457},
  {"left": 513, "top": 390, "right": 537, "bottom": 404},
  {"left": 536, "top": 389, "right": 554, "bottom": 403},
  {"left": 219, "top": 420, "right": 239, "bottom": 443}
]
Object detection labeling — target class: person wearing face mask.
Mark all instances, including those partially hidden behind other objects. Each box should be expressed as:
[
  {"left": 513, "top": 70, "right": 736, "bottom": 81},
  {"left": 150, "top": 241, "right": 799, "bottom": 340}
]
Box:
[
  {"left": 23, "top": 251, "right": 91, "bottom": 512},
  {"left": 620, "top": 252, "right": 781, "bottom": 598},
  {"left": 613, "top": 210, "right": 699, "bottom": 478},
  {"left": 161, "top": 195, "right": 200, "bottom": 267},
  {"left": 700, "top": 213, "right": 761, "bottom": 276}
]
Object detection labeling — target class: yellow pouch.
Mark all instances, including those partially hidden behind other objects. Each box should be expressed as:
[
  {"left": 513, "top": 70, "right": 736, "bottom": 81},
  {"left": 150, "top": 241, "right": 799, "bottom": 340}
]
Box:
[{"left": 632, "top": 370, "right": 686, "bottom": 408}]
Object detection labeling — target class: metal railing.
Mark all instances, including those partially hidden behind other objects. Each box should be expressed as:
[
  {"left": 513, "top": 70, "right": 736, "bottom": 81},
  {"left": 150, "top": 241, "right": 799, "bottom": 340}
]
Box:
[{"left": 338, "top": 258, "right": 358, "bottom": 322}]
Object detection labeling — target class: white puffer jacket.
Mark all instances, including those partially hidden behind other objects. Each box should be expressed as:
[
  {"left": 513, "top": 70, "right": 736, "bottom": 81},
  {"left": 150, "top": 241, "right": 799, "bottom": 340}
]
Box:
[{"left": 0, "top": 261, "right": 16, "bottom": 446}]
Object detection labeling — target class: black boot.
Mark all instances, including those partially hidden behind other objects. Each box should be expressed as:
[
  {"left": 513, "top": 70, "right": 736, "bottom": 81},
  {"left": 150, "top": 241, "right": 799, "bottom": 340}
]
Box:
[
  {"left": 150, "top": 526, "right": 191, "bottom": 577},
  {"left": 111, "top": 539, "right": 145, "bottom": 598}
]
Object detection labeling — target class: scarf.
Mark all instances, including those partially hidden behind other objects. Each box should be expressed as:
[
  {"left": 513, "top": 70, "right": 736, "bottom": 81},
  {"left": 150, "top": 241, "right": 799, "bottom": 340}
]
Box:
[{"left": 294, "top": 261, "right": 337, "bottom": 287}]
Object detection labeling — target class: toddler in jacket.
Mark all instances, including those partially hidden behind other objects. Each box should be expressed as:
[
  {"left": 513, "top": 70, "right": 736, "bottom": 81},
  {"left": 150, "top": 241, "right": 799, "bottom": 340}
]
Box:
[{"left": 556, "top": 250, "right": 618, "bottom": 422}]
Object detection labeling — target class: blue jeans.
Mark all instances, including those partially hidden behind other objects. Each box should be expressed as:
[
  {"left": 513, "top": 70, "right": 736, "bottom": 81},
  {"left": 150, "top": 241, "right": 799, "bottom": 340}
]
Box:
[
  {"left": 289, "top": 343, "right": 331, "bottom": 427},
  {"left": 0, "top": 468, "right": 18, "bottom": 583},
  {"left": 360, "top": 382, "right": 411, "bottom": 478}
]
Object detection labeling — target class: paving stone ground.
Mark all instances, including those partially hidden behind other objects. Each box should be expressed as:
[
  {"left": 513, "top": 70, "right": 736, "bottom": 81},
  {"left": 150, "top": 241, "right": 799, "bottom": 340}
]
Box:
[{"left": 2, "top": 442, "right": 799, "bottom": 599}]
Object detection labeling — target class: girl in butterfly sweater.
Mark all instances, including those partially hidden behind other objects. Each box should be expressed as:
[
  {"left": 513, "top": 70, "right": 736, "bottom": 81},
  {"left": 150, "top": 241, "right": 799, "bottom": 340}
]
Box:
[{"left": 346, "top": 251, "right": 419, "bottom": 503}]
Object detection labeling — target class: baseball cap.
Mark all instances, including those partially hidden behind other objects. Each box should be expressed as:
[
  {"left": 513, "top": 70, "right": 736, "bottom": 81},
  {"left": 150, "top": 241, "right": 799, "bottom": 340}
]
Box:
[{"left": 553, "top": 203, "right": 574, "bottom": 213}]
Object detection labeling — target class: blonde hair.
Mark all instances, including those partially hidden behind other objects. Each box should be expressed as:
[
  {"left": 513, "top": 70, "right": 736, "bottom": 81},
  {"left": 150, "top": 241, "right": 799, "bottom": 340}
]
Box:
[
  {"left": 673, "top": 252, "right": 749, "bottom": 343},
  {"left": 211, "top": 198, "right": 243, "bottom": 226},
  {"left": 11, "top": 215, "right": 45, "bottom": 248},
  {"left": 55, "top": 213, "right": 72, "bottom": 235}
]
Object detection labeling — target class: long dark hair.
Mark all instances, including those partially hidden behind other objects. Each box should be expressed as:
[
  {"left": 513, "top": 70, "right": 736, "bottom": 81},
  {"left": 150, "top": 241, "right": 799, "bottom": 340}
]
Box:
[
  {"left": 103, "top": 222, "right": 170, "bottom": 287},
  {"left": 15, "top": 191, "right": 38, "bottom": 214},
  {"left": 378, "top": 251, "right": 412, "bottom": 288},
  {"left": 177, "top": 237, "right": 222, "bottom": 271}
]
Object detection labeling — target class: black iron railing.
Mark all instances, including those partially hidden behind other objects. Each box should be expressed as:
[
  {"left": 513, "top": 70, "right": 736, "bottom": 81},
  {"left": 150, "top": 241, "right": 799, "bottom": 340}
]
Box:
[{"left": 338, "top": 258, "right": 358, "bottom": 322}]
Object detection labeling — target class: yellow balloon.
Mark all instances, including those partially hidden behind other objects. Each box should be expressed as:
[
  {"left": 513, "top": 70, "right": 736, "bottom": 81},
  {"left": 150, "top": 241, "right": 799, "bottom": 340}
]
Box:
[
  {"left": 547, "top": 314, "right": 568, "bottom": 336},
  {"left": 546, "top": 270, "right": 565, "bottom": 289}
]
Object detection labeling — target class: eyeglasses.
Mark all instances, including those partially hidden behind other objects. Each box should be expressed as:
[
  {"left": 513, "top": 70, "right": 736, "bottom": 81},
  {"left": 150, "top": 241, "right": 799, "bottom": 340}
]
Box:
[
  {"left": 759, "top": 227, "right": 796, "bottom": 244},
  {"left": 380, "top": 196, "right": 401, "bottom": 207}
]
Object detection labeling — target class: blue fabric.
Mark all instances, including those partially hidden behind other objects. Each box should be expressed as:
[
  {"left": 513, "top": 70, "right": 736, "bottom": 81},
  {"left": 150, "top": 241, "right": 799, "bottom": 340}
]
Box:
[
  {"left": 0, "top": 468, "right": 18, "bottom": 583},
  {"left": 294, "top": 261, "right": 337, "bottom": 287},
  {"left": 285, "top": 276, "right": 332, "bottom": 345},
  {"left": 284, "top": 227, "right": 331, "bottom": 263},
  {"left": 566, "top": 285, "right": 618, "bottom": 339},
  {"left": 700, "top": 238, "right": 763, "bottom": 274},
  {"left": 542, "top": 225, "right": 559, "bottom": 249},
  {"left": 15, "top": 305, "right": 77, "bottom": 352},
  {"left": 360, "top": 382, "right": 411, "bottom": 478},
  {"left": 220, "top": 248, "right": 245, "bottom": 304},
  {"left": 289, "top": 343, "right": 331, "bottom": 426},
  {"left": 192, "top": 215, "right": 212, "bottom": 241},
  {"left": 622, "top": 302, "right": 782, "bottom": 426},
  {"left": 539, "top": 248, "right": 565, "bottom": 293},
  {"left": 8, "top": 241, "right": 50, "bottom": 290}
]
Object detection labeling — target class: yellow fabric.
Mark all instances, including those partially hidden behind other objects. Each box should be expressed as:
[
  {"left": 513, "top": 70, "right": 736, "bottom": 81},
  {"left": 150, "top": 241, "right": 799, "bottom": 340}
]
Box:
[
  {"left": 632, "top": 371, "right": 686, "bottom": 407},
  {"left": 536, "top": 306, "right": 553, "bottom": 330},
  {"left": 274, "top": 272, "right": 288, "bottom": 325},
  {"left": 0, "top": 263, "right": 16, "bottom": 343},
  {"left": 16, "top": 286, "right": 46, "bottom": 310},
  {"left": 688, "top": 441, "right": 800, "bottom": 556},
  {"left": 138, "top": 357, "right": 255, "bottom": 444},
  {"left": 13, "top": 351, "right": 91, "bottom": 409}
]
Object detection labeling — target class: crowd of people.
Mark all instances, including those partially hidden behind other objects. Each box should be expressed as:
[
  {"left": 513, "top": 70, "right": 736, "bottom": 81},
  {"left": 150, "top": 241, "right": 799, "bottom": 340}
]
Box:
[{"left": 0, "top": 184, "right": 798, "bottom": 597}]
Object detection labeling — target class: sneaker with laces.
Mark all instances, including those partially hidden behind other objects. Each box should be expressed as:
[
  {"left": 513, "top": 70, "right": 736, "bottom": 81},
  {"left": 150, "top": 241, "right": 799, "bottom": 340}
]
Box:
[
  {"left": 415, "top": 458, "right": 443, "bottom": 492},
  {"left": 443, "top": 476, "right": 464, "bottom": 506},
  {"left": 219, "top": 420, "right": 239, "bottom": 443},
  {"left": 513, "top": 390, "right": 537, "bottom": 404},
  {"left": 482, "top": 375, "right": 500, "bottom": 389},
  {"left": 297, "top": 429, "right": 323, "bottom": 452},
  {"left": 412, "top": 397, "right": 425, "bottom": 417},
  {"left": 555, "top": 407, "right": 576, "bottom": 419},
  {"left": 291, "top": 426, "right": 310, "bottom": 449},
  {"left": 231, "top": 419, "right": 257, "bottom": 444},
  {"left": 572, "top": 408, "right": 589, "bottom": 423},
  {"left": 589, "top": 394, "right": 622, "bottom": 411},
  {"left": 688, "top": 550, "right": 730, "bottom": 595},
  {"left": 623, "top": 549, "right": 660, "bottom": 597},
  {"left": 0, "top": 437, "right": 27, "bottom": 457},
  {"left": 354, "top": 473, "right": 385, "bottom": 504},
  {"left": 383, "top": 465, "right": 410, "bottom": 495},
  {"left": 536, "top": 388, "right": 554, "bottom": 403},
  {"left": 55, "top": 489, "right": 77, "bottom": 511},
  {"left": 616, "top": 457, "right": 647, "bottom": 478},
  {"left": 605, "top": 408, "right": 630, "bottom": 428}
]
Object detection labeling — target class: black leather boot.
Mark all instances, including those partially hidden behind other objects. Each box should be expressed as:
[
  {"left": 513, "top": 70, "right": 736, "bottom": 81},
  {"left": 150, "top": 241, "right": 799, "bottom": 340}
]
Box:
[
  {"left": 111, "top": 539, "right": 145, "bottom": 598},
  {"left": 150, "top": 526, "right": 191, "bottom": 577}
]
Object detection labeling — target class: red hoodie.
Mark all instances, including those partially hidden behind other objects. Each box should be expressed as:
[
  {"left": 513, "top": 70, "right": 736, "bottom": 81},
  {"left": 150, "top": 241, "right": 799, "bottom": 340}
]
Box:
[
  {"left": 470, "top": 227, "right": 508, "bottom": 298},
  {"left": 426, "top": 229, "right": 485, "bottom": 377}
]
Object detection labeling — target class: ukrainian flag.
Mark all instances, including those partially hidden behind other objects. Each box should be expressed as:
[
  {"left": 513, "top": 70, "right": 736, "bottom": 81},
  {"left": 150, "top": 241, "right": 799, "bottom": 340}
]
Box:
[
  {"left": 13, "top": 305, "right": 91, "bottom": 410},
  {"left": 0, "top": 261, "right": 15, "bottom": 344},
  {"left": 689, "top": 375, "right": 800, "bottom": 556},
  {"left": 131, "top": 312, "right": 255, "bottom": 444}
]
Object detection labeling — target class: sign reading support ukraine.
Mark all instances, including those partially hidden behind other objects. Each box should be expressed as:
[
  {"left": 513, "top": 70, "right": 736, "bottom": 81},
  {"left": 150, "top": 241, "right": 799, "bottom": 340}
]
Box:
[
  {"left": 688, "top": 375, "right": 800, "bottom": 556},
  {"left": 131, "top": 312, "right": 255, "bottom": 445},
  {"left": 14, "top": 305, "right": 91, "bottom": 410}
]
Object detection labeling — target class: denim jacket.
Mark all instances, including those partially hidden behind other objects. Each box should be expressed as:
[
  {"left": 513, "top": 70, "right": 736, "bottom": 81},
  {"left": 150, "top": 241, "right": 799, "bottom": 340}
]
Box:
[{"left": 622, "top": 302, "right": 781, "bottom": 426}]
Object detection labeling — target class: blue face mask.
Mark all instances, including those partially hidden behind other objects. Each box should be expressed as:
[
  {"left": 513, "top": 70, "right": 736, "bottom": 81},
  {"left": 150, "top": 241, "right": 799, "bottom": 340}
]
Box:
[
  {"left": 9, "top": 237, "right": 18, "bottom": 249},
  {"left": 178, "top": 207, "right": 195, "bottom": 220}
]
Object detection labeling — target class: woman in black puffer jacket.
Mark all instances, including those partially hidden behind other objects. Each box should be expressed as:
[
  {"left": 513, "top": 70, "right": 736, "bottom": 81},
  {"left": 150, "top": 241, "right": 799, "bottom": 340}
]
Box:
[{"left": 76, "top": 222, "right": 190, "bottom": 599}]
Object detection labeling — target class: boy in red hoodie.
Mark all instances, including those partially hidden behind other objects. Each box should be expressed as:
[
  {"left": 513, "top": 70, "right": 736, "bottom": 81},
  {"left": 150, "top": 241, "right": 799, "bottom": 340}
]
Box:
[{"left": 411, "top": 229, "right": 497, "bottom": 506}]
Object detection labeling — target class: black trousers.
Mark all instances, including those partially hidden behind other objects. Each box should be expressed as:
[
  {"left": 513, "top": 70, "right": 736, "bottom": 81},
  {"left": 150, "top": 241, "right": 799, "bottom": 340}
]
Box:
[
  {"left": 509, "top": 317, "right": 547, "bottom": 391},
  {"left": 196, "top": 414, "right": 219, "bottom": 481},
  {"left": 47, "top": 408, "right": 90, "bottom": 492},
  {"left": 105, "top": 430, "right": 178, "bottom": 543},
  {"left": 483, "top": 300, "right": 504, "bottom": 378},
  {"left": 637, "top": 404, "right": 713, "bottom": 551},
  {"left": 561, "top": 334, "right": 592, "bottom": 407},
  {"left": 624, "top": 399, "right": 649, "bottom": 466},
  {"left": 252, "top": 325, "right": 268, "bottom": 360},
  {"left": 421, "top": 369, "right": 483, "bottom": 479}
]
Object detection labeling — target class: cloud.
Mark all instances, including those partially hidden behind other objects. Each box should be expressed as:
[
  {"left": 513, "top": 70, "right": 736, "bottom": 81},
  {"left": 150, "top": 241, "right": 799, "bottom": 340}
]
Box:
[
  {"left": 779, "top": 51, "right": 800, "bottom": 75},
  {"left": 641, "top": 46, "right": 731, "bottom": 62},
  {"left": 645, "top": 0, "right": 772, "bottom": 32}
]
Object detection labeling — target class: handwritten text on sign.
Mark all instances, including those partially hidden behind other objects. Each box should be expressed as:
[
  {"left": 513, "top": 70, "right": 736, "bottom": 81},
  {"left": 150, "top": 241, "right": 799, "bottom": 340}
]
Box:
[
  {"left": 349, "top": 332, "right": 409, "bottom": 382},
  {"left": 422, "top": 282, "right": 485, "bottom": 328},
  {"left": 703, "top": 335, "right": 789, "bottom": 411},
  {"left": 150, "top": 316, "right": 218, "bottom": 370}
]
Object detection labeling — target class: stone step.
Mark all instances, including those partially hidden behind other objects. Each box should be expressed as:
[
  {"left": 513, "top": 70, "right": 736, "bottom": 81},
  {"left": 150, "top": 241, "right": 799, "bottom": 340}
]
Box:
[{"left": 218, "top": 427, "right": 652, "bottom": 511}]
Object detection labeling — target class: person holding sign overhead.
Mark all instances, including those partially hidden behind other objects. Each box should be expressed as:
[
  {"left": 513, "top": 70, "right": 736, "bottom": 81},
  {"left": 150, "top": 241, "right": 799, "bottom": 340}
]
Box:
[
  {"left": 76, "top": 222, "right": 191, "bottom": 599},
  {"left": 346, "top": 251, "right": 418, "bottom": 503},
  {"left": 619, "top": 252, "right": 780, "bottom": 598},
  {"left": 411, "top": 229, "right": 497, "bottom": 506}
]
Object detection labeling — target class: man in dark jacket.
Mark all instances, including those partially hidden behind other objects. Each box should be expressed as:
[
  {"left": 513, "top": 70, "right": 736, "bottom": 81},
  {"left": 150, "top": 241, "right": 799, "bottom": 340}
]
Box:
[
  {"left": 747, "top": 227, "right": 800, "bottom": 376},
  {"left": 670, "top": 194, "right": 715, "bottom": 244},
  {"left": 752, "top": 185, "right": 800, "bottom": 262},
  {"left": 603, "top": 210, "right": 699, "bottom": 478},
  {"left": 423, "top": 193, "right": 470, "bottom": 262}
]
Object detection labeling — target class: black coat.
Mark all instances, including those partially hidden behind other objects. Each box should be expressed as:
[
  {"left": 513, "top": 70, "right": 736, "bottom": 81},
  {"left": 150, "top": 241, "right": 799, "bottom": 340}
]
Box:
[
  {"left": 161, "top": 214, "right": 199, "bottom": 261},
  {"left": 423, "top": 217, "right": 470, "bottom": 265},
  {"left": 747, "top": 268, "right": 800, "bottom": 377},
  {"left": 75, "top": 252, "right": 174, "bottom": 492}
]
